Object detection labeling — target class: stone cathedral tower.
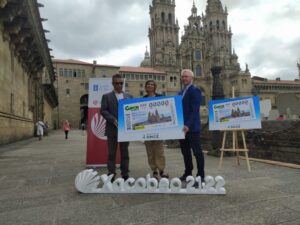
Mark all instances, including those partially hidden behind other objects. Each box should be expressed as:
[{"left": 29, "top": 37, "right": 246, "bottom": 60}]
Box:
[{"left": 148, "top": 0, "right": 181, "bottom": 94}]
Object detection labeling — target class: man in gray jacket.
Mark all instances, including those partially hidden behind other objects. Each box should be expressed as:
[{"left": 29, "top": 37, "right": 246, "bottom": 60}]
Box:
[{"left": 101, "top": 74, "right": 131, "bottom": 181}]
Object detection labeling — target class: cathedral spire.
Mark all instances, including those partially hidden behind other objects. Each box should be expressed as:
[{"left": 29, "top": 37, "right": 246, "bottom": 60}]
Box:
[
  {"left": 206, "top": 0, "right": 224, "bottom": 14},
  {"left": 191, "top": 0, "right": 197, "bottom": 17}
]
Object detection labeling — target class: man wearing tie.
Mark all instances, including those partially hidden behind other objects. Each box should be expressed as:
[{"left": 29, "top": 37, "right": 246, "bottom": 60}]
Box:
[
  {"left": 101, "top": 74, "right": 131, "bottom": 181},
  {"left": 179, "top": 69, "right": 205, "bottom": 184}
]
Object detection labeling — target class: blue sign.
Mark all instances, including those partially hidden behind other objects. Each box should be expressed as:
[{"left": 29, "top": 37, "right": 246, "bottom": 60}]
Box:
[
  {"left": 118, "top": 96, "right": 185, "bottom": 141},
  {"left": 208, "top": 96, "right": 261, "bottom": 130}
]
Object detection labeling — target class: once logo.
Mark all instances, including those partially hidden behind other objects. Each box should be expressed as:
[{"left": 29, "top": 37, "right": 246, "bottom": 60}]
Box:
[
  {"left": 91, "top": 113, "right": 107, "bottom": 140},
  {"left": 214, "top": 105, "right": 224, "bottom": 109},
  {"left": 125, "top": 105, "right": 139, "bottom": 111}
]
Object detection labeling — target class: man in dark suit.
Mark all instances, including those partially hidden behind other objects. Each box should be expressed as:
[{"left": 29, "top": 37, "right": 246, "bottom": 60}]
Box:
[
  {"left": 179, "top": 69, "right": 205, "bottom": 183},
  {"left": 101, "top": 74, "right": 131, "bottom": 181}
]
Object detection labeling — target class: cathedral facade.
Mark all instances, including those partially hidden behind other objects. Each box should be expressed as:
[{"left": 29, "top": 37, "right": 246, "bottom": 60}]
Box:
[{"left": 146, "top": 0, "right": 253, "bottom": 103}]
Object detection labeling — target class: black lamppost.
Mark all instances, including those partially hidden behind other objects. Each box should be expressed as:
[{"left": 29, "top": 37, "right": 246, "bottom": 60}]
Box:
[
  {"left": 211, "top": 66, "right": 224, "bottom": 100},
  {"left": 210, "top": 65, "right": 225, "bottom": 155}
]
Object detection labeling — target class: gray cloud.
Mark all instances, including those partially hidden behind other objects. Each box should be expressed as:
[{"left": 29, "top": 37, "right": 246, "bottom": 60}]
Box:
[
  {"left": 245, "top": 37, "right": 299, "bottom": 79},
  {"left": 40, "top": 0, "right": 149, "bottom": 58}
]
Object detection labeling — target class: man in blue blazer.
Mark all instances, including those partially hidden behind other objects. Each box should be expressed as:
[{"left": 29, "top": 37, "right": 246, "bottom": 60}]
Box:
[
  {"left": 179, "top": 69, "right": 205, "bottom": 183},
  {"left": 101, "top": 74, "right": 132, "bottom": 181}
]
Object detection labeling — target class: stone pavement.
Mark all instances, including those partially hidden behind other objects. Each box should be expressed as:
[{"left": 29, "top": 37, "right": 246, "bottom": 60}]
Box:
[{"left": 0, "top": 130, "right": 299, "bottom": 225}]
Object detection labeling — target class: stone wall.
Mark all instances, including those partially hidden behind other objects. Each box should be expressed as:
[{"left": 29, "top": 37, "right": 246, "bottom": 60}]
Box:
[
  {"left": 200, "top": 120, "right": 300, "bottom": 164},
  {"left": 166, "top": 120, "right": 300, "bottom": 164},
  {"left": 246, "top": 120, "right": 300, "bottom": 164}
]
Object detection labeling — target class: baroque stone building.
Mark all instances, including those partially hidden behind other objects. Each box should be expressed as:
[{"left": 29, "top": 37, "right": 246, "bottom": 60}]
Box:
[
  {"left": 53, "top": 59, "right": 166, "bottom": 128},
  {"left": 0, "top": 0, "right": 58, "bottom": 145},
  {"left": 145, "top": 0, "right": 300, "bottom": 115}
]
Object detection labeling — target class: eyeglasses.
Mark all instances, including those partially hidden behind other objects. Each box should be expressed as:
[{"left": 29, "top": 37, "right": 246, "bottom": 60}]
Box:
[{"left": 113, "top": 82, "right": 124, "bottom": 85}]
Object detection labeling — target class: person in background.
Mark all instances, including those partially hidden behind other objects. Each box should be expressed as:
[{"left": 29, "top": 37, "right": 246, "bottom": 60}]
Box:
[
  {"left": 276, "top": 115, "right": 284, "bottom": 120},
  {"left": 143, "top": 80, "right": 169, "bottom": 179},
  {"left": 81, "top": 122, "right": 86, "bottom": 135},
  {"left": 178, "top": 69, "right": 205, "bottom": 185},
  {"left": 44, "top": 121, "right": 49, "bottom": 136},
  {"left": 63, "top": 120, "right": 71, "bottom": 139},
  {"left": 101, "top": 74, "right": 132, "bottom": 181},
  {"left": 36, "top": 118, "right": 45, "bottom": 141}
]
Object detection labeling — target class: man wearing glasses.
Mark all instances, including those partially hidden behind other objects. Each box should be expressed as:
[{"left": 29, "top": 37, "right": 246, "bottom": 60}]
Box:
[{"left": 101, "top": 74, "right": 132, "bottom": 181}]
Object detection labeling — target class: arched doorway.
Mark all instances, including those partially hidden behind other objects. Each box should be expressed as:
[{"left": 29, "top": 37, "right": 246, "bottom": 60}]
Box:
[{"left": 80, "top": 94, "right": 88, "bottom": 127}]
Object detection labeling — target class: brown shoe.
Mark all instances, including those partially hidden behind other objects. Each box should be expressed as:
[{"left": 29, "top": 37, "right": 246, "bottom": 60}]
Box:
[
  {"left": 153, "top": 171, "right": 159, "bottom": 180},
  {"left": 159, "top": 171, "right": 169, "bottom": 179}
]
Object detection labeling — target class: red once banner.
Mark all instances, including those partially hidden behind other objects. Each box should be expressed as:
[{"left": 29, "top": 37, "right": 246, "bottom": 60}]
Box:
[{"left": 86, "top": 78, "right": 120, "bottom": 167}]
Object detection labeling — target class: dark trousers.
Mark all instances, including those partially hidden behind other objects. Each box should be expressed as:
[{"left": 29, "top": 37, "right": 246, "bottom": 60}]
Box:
[
  {"left": 107, "top": 136, "right": 129, "bottom": 176},
  {"left": 64, "top": 130, "right": 69, "bottom": 139},
  {"left": 179, "top": 132, "right": 205, "bottom": 179}
]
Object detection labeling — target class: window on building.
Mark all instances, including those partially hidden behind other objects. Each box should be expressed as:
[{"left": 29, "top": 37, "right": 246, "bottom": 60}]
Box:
[
  {"left": 161, "top": 12, "right": 165, "bottom": 23},
  {"left": 136, "top": 74, "right": 140, "bottom": 80},
  {"left": 140, "top": 74, "right": 144, "bottom": 80},
  {"left": 59, "top": 68, "right": 63, "bottom": 76},
  {"left": 66, "top": 88, "right": 70, "bottom": 95},
  {"left": 195, "top": 50, "right": 201, "bottom": 60},
  {"left": 168, "top": 13, "right": 172, "bottom": 24},
  {"left": 85, "top": 83, "right": 89, "bottom": 90},
  {"left": 162, "top": 84, "right": 165, "bottom": 88},
  {"left": 157, "top": 76, "right": 161, "bottom": 81},
  {"left": 162, "top": 91, "right": 166, "bottom": 96},
  {"left": 170, "top": 77, "right": 173, "bottom": 82},
  {"left": 78, "top": 70, "right": 82, "bottom": 77},
  {"left": 66, "top": 80, "right": 69, "bottom": 83},
  {"left": 68, "top": 69, "right": 72, "bottom": 77},
  {"left": 140, "top": 91, "right": 144, "bottom": 96},
  {"left": 196, "top": 65, "right": 202, "bottom": 77},
  {"left": 64, "top": 69, "right": 68, "bottom": 77},
  {"left": 126, "top": 74, "right": 130, "bottom": 80},
  {"left": 10, "top": 93, "right": 14, "bottom": 113},
  {"left": 73, "top": 71, "right": 77, "bottom": 77},
  {"left": 162, "top": 76, "right": 165, "bottom": 81},
  {"left": 149, "top": 75, "right": 153, "bottom": 79},
  {"left": 125, "top": 83, "right": 129, "bottom": 88},
  {"left": 82, "top": 70, "right": 85, "bottom": 77},
  {"left": 153, "top": 75, "right": 157, "bottom": 80},
  {"left": 131, "top": 74, "right": 134, "bottom": 80},
  {"left": 140, "top": 83, "right": 143, "bottom": 88},
  {"left": 145, "top": 74, "right": 149, "bottom": 80},
  {"left": 23, "top": 101, "right": 25, "bottom": 117}
]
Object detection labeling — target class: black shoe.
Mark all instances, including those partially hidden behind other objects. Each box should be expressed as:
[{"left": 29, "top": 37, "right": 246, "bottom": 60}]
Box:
[
  {"left": 108, "top": 173, "right": 116, "bottom": 182},
  {"left": 122, "top": 175, "right": 129, "bottom": 181},
  {"left": 193, "top": 181, "right": 199, "bottom": 188},
  {"left": 179, "top": 173, "right": 192, "bottom": 181}
]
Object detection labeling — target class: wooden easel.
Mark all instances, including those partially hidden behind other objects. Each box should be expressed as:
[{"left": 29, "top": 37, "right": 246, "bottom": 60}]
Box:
[{"left": 218, "top": 87, "right": 251, "bottom": 172}]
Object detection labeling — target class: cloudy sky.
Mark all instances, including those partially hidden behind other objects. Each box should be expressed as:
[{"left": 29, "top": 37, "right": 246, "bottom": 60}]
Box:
[{"left": 39, "top": 0, "right": 300, "bottom": 80}]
